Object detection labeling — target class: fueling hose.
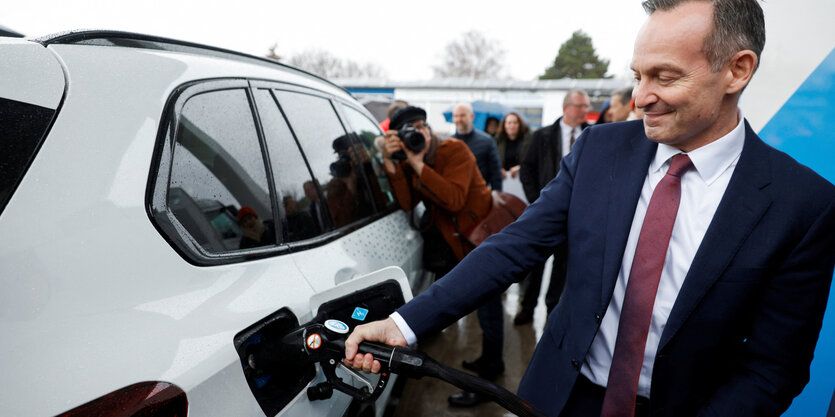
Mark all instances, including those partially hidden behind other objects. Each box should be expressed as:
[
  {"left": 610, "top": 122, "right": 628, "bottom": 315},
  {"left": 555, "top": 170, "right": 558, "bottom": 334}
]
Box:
[{"left": 247, "top": 319, "right": 547, "bottom": 417}]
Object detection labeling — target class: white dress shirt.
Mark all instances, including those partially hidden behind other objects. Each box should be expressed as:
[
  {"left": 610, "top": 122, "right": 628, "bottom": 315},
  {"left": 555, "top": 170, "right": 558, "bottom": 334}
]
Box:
[
  {"left": 581, "top": 112, "right": 746, "bottom": 397},
  {"left": 559, "top": 119, "right": 583, "bottom": 157},
  {"left": 392, "top": 112, "right": 747, "bottom": 399}
]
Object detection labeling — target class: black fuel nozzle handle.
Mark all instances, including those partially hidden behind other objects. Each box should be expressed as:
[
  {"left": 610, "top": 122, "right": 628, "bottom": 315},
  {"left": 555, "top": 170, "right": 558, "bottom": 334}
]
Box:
[
  {"left": 247, "top": 322, "right": 392, "bottom": 403},
  {"left": 338, "top": 339, "right": 429, "bottom": 377}
]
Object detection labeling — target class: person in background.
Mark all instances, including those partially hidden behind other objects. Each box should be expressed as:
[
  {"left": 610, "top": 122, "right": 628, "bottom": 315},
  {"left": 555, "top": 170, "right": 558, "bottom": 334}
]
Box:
[
  {"left": 514, "top": 89, "right": 590, "bottom": 325},
  {"left": 301, "top": 180, "right": 327, "bottom": 234},
  {"left": 237, "top": 206, "right": 276, "bottom": 249},
  {"left": 494, "top": 112, "right": 532, "bottom": 180},
  {"left": 379, "top": 100, "right": 408, "bottom": 132},
  {"left": 282, "top": 195, "right": 316, "bottom": 241},
  {"left": 596, "top": 99, "right": 612, "bottom": 125},
  {"left": 484, "top": 116, "right": 500, "bottom": 137},
  {"left": 380, "top": 106, "right": 504, "bottom": 407},
  {"left": 345, "top": 1, "right": 835, "bottom": 416},
  {"left": 610, "top": 87, "right": 635, "bottom": 122},
  {"left": 452, "top": 102, "right": 503, "bottom": 191}
]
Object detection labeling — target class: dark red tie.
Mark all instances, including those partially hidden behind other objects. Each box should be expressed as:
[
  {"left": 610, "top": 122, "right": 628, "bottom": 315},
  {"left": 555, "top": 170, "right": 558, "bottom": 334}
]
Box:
[{"left": 600, "top": 153, "right": 693, "bottom": 417}]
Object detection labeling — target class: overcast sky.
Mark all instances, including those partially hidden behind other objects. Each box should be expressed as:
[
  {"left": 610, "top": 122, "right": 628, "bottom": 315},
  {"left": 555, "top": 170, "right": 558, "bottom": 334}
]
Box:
[{"left": 6, "top": 0, "right": 648, "bottom": 81}]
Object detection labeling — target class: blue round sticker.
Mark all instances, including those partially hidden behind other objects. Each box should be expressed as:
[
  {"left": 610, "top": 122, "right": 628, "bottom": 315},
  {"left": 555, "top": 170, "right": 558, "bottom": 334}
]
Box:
[{"left": 324, "top": 319, "right": 349, "bottom": 334}]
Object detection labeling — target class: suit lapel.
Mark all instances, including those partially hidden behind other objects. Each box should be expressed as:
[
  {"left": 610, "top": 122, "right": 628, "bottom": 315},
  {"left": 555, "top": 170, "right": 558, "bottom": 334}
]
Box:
[
  {"left": 658, "top": 123, "right": 773, "bottom": 349},
  {"left": 600, "top": 131, "right": 657, "bottom": 309}
]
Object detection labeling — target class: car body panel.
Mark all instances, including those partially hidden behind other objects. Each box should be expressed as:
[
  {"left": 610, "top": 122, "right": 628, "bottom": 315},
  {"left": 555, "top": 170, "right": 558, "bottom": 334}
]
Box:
[
  {"left": 0, "top": 36, "right": 421, "bottom": 416},
  {"left": 0, "top": 38, "right": 64, "bottom": 109}
]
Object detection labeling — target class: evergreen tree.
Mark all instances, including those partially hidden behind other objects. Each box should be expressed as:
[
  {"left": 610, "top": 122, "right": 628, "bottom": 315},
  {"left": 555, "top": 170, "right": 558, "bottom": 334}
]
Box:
[{"left": 540, "top": 30, "right": 611, "bottom": 79}]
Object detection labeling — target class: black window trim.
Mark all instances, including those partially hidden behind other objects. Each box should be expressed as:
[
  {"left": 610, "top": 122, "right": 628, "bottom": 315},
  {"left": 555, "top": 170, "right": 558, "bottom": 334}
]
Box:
[
  {"left": 0, "top": 75, "right": 68, "bottom": 217},
  {"left": 148, "top": 78, "right": 401, "bottom": 266}
]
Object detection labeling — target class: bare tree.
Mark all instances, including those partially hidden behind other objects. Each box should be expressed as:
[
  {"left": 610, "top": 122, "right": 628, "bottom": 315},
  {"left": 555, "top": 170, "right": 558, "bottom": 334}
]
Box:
[
  {"left": 433, "top": 31, "right": 506, "bottom": 79},
  {"left": 284, "top": 48, "right": 386, "bottom": 79},
  {"left": 286, "top": 49, "right": 342, "bottom": 77},
  {"left": 340, "top": 61, "right": 386, "bottom": 79}
]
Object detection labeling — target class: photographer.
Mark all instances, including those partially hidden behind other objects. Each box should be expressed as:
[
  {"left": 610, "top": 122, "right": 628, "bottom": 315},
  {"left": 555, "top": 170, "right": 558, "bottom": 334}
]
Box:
[
  {"left": 380, "top": 105, "right": 492, "bottom": 265},
  {"left": 380, "top": 106, "right": 504, "bottom": 407}
]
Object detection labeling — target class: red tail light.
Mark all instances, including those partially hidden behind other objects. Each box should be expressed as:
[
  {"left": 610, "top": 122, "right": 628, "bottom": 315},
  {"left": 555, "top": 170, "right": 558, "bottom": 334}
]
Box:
[{"left": 57, "top": 381, "right": 187, "bottom": 417}]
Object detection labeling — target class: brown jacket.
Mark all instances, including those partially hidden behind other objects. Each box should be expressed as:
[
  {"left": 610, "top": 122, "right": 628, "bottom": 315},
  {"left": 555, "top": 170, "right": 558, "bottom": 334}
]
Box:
[{"left": 388, "top": 138, "right": 492, "bottom": 260}]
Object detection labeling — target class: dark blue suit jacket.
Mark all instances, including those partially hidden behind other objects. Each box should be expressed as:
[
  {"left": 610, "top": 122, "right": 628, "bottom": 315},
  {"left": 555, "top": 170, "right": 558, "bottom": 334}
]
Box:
[{"left": 398, "top": 120, "right": 835, "bottom": 416}]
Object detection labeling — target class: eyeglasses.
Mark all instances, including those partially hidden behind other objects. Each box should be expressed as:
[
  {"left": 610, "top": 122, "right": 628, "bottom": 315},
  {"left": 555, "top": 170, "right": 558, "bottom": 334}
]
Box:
[{"left": 568, "top": 103, "right": 591, "bottom": 110}]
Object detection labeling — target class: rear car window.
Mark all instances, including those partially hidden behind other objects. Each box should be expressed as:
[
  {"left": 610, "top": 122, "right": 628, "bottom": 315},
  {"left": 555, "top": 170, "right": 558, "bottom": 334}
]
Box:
[
  {"left": 0, "top": 97, "right": 56, "bottom": 215},
  {"left": 168, "top": 88, "right": 276, "bottom": 253}
]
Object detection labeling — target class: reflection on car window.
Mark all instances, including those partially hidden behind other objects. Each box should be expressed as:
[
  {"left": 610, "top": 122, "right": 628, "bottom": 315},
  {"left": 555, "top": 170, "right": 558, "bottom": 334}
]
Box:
[
  {"left": 168, "top": 88, "right": 275, "bottom": 252},
  {"left": 274, "top": 90, "right": 375, "bottom": 229},
  {"left": 253, "top": 89, "right": 325, "bottom": 242},
  {"left": 339, "top": 104, "right": 396, "bottom": 211}
]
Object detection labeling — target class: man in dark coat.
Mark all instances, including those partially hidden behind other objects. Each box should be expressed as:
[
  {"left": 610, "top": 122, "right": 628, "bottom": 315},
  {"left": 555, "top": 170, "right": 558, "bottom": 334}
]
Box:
[{"left": 452, "top": 102, "right": 503, "bottom": 191}]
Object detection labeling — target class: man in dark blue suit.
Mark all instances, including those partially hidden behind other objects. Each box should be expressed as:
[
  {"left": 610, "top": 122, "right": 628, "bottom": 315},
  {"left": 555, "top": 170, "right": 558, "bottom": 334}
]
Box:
[{"left": 345, "top": 1, "right": 835, "bottom": 416}]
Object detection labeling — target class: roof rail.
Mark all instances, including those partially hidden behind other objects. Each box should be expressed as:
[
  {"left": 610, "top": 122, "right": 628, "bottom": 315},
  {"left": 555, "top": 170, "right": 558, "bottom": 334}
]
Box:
[{"left": 35, "top": 30, "right": 349, "bottom": 95}]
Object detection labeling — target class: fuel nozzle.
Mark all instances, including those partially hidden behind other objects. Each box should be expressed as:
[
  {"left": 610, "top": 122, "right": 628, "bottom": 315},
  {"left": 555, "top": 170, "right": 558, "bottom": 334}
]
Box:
[{"left": 247, "top": 320, "right": 395, "bottom": 403}]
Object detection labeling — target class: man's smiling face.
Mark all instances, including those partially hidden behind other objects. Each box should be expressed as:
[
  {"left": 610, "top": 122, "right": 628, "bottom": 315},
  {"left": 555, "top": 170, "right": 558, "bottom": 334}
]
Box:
[{"left": 631, "top": 1, "right": 737, "bottom": 151}]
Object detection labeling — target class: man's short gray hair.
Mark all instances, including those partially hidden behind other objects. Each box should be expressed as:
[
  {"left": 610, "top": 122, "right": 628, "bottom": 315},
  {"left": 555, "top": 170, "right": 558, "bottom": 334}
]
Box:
[
  {"left": 613, "top": 87, "right": 633, "bottom": 105},
  {"left": 641, "top": 0, "right": 765, "bottom": 72},
  {"left": 562, "top": 89, "right": 590, "bottom": 107}
]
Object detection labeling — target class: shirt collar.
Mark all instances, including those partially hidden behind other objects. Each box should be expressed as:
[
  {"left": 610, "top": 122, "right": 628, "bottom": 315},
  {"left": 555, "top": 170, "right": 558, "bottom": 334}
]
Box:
[
  {"left": 559, "top": 118, "right": 579, "bottom": 135},
  {"left": 651, "top": 109, "right": 746, "bottom": 185}
]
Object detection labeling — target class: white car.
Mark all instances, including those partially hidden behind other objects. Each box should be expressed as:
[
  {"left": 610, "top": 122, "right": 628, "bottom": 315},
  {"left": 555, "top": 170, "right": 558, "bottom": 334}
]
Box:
[{"left": 0, "top": 30, "right": 426, "bottom": 416}]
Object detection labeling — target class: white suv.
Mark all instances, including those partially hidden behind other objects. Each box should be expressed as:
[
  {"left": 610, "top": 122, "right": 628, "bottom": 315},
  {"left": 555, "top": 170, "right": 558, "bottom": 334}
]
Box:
[{"left": 0, "top": 30, "right": 425, "bottom": 417}]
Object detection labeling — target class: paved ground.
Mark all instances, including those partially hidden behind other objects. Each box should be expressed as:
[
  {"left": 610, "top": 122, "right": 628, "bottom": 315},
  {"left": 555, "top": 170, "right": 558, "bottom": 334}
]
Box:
[{"left": 390, "top": 279, "right": 551, "bottom": 417}]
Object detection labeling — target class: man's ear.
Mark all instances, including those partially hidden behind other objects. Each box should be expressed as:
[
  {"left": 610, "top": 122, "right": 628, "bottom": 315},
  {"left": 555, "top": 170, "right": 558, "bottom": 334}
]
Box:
[{"left": 726, "top": 50, "right": 758, "bottom": 94}]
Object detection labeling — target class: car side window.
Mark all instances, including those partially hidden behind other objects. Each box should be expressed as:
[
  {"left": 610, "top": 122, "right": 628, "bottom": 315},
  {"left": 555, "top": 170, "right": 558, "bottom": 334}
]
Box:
[
  {"left": 274, "top": 90, "right": 375, "bottom": 229},
  {"left": 253, "top": 89, "right": 326, "bottom": 242},
  {"left": 168, "top": 88, "right": 276, "bottom": 253},
  {"left": 338, "top": 104, "right": 396, "bottom": 211}
]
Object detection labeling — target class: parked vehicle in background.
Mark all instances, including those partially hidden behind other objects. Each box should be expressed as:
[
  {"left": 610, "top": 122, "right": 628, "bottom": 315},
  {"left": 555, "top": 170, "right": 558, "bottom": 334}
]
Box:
[{"left": 0, "top": 30, "right": 427, "bottom": 416}]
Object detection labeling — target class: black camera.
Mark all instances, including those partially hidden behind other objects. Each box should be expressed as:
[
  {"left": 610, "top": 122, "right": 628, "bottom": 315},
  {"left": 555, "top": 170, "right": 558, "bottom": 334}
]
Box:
[
  {"left": 329, "top": 156, "right": 352, "bottom": 178},
  {"left": 391, "top": 124, "right": 426, "bottom": 162}
]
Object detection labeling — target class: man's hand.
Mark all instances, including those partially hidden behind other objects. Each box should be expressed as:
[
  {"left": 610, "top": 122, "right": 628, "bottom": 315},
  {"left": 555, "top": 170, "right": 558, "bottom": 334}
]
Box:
[{"left": 344, "top": 318, "right": 407, "bottom": 373}]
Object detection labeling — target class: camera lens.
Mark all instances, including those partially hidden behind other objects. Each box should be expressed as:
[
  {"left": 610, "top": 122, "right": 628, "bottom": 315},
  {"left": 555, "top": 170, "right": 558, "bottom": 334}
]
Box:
[{"left": 398, "top": 125, "right": 426, "bottom": 153}]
